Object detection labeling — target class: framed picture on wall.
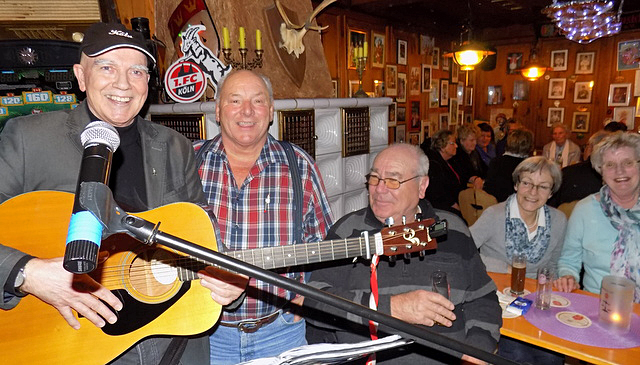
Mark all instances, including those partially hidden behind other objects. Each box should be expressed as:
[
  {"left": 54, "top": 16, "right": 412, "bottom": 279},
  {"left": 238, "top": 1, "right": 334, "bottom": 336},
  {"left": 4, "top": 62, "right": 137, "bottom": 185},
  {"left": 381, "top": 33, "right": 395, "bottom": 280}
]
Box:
[
  {"left": 420, "top": 34, "right": 434, "bottom": 55},
  {"left": 429, "top": 79, "right": 439, "bottom": 108},
  {"left": 550, "top": 49, "right": 568, "bottom": 71},
  {"left": 456, "top": 82, "right": 464, "bottom": 102},
  {"left": 574, "top": 81, "right": 593, "bottom": 103},
  {"left": 571, "top": 111, "right": 590, "bottom": 132},
  {"left": 347, "top": 28, "right": 367, "bottom": 69},
  {"left": 548, "top": 78, "right": 566, "bottom": 99},
  {"left": 440, "top": 79, "right": 449, "bottom": 106},
  {"left": 617, "top": 40, "right": 640, "bottom": 71},
  {"left": 397, "top": 107, "right": 406, "bottom": 122},
  {"left": 410, "top": 100, "right": 421, "bottom": 129},
  {"left": 465, "top": 86, "right": 473, "bottom": 106},
  {"left": 449, "top": 98, "right": 459, "bottom": 126},
  {"left": 506, "top": 52, "right": 523, "bottom": 74},
  {"left": 348, "top": 80, "right": 360, "bottom": 97},
  {"left": 613, "top": 107, "right": 636, "bottom": 130},
  {"left": 575, "top": 52, "right": 595, "bottom": 74},
  {"left": 451, "top": 63, "right": 459, "bottom": 83},
  {"left": 397, "top": 39, "right": 408, "bottom": 65},
  {"left": 410, "top": 67, "right": 421, "bottom": 95},
  {"left": 385, "top": 65, "right": 397, "bottom": 96},
  {"left": 396, "top": 124, "right": 406, "bottom": 143},
  {"left": 397, "top": 72, "right": 407, "bottom": 102},
  {"left": 608, "top": 83, "right": 631, "bottom": 106},
  {"left": 422, "top": 64, "right": 432, "bottom": 92},
  {"left": 464, "top": 113, "right": 473, "bottom": 124},
  {"left": 371, "top": 31, "right": 386, "bottom": 68},
  {"left": 442, "top": 54, "right": 450, "bottom": 71},
  {"left": 388, "top": 102, "right": 397, "bottom": 126},
  {"left": 409, "top": 132, "right": 420, "bottom": 145},
  {"left": 547, "top": 107, "right": 564, "bottom": 127},
  {"left": 488, "top": 85, "right": 502, "bottom": 105},
  {"left": 374, "top": 80, "right": 385, "bottom": 97},
  {"left": 331, "top": 79, "right": 338, "bottom": 98},
  {"left": 439, "top": 113, "right": 449, "bottom": 130},
  {"left": 421, "top": 119, "right": 430, "bottom": 144},
  {"left": 432, "top": 47, "right": 440, "bottom": 69},
  {"left": 513, "top": 80, "right": 529, "bottom": 101}
]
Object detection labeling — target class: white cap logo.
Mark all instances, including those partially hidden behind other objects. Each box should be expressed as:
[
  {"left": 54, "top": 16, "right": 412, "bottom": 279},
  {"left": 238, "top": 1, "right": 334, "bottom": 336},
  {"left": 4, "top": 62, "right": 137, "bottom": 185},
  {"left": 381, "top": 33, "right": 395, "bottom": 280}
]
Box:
[{"left": 108, "top": 29, "right": 133, "bottom": 39}]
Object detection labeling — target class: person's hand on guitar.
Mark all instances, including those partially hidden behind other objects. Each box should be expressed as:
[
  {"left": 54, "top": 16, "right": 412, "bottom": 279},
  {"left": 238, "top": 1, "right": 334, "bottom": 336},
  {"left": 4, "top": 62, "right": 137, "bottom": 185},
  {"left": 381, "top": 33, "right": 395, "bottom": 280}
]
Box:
[
  {"left": 19, "top": 256, "right": 123, "bottom": 330},
  {"left": 198, "top": 266, "right": 249, "bottom": 305}
]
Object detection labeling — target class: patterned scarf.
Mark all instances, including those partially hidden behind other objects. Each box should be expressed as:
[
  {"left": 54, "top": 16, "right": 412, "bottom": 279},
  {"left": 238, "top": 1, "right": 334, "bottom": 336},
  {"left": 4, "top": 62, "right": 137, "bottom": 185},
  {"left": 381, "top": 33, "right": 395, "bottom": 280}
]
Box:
[
  {"left": 599, "top": 185, "right": 640, "bottom": 303},
  {"left": 504, "top": 194, "right": 552, "bottom": 264}
]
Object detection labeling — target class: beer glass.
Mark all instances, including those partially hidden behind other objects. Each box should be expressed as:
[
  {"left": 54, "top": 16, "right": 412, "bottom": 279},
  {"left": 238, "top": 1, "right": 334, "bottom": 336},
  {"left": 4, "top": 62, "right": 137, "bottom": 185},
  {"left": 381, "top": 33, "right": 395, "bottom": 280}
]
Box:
[
  {"left": 510, "top": 253, "right": 527, "bottom": 295},
  {"left": 535, "top": 267, "right": 553, "bottom": 310}
]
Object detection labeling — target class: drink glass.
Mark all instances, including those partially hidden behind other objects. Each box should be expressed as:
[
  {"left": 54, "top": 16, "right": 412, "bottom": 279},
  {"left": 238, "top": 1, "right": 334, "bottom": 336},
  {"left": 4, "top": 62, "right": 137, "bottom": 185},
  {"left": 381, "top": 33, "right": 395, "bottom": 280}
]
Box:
[
  {"left": 510, "top": 253, "right": 527, "bottom": 296},
  {"left": 535, "top": 267, "right": 553, "bottom": 310},
  {"left": 599, "top": 275, "right": 635, "bottom": 333},
  {"left": 431, "top": 270, "right": 450, "bottom": 299}
]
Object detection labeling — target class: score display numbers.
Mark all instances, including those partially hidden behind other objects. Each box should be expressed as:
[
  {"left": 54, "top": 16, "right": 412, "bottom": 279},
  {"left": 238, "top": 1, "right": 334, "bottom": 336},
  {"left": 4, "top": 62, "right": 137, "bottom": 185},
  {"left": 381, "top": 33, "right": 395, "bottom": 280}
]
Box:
[{"left": 0, "top": 91, "right": 78, "bottom": 132}]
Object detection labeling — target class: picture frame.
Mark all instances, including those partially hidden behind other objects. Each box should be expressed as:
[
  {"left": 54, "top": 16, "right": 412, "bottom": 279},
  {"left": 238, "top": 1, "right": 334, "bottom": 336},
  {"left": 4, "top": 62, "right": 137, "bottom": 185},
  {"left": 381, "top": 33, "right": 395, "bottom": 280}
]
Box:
[
  {"left": 575, "top": 52, "right": 595, "bottom": 74},
  {"left": 574, "top": 81, "right": 593, "bottom": 103},
  {"left": 409, "top": 67, "right": 421, "bottom": 96},
  {"left": 348, "top": 28, "right": 367, "bottom": 69},
  {"left": 458, "top": 110, "right": 464, "bottom": 126},
  {"left": 488, "top": 85, "right": 502, "bottom": 105},
  {"left": 465, "top": 86, "right": 473, "bottom": 106},
  {"left": 513, "top": 80, "right": 529, "bottom": 101},
  {"left": 550, "top": 50, "right": 568, "bottom": 71},
  {"left": 571, "top": 111, "right": 590, "bottom": 132},
  {"left": 422, "top": 64, "right": 432, "bottom": 93},
  {"left": 388, "top": 102, "right": 397, "bottom": 126},
  {"left": 547, "top": 107, "right": 565, "bottom": 127},
  {"left": 449, "top": 98, "right": 459, "bottom": 126},
  {"left": 409, "top": 132, "right": 420, "bottom": 146},
  {"left": 439, "top": 113, "right": 449, "bottom": 130},
  {"left": 410, "top": 100, "right": 421, "bottom": 130},
  {"left": 429, "top": 79, "right": 439, "bottom": 108},
  {"left": 451, "top": 63, "right": 459, "bottom": 83},
  {"left": 548, "top": 78, "right": 566, "bottom": 99},
  {"left": 442, "top": 54, "right": 450, "bottom": 71},
  {"left": 331, "top": 79, "right": 338, "bottom": 98},
  {"left": 456, "top": 82, "right": 464, "bottom": 102},
  {"left": 464, "top": 113, "right": 473, "bottom": 124},
  {"left": 613, "top": 107, "right": 636, "bottom": 130},
  {"left": 420, "top": 119, "right": 430, "bottom": 144},
  {"left": 432, "top": 47, "right": 440, "bottom": 69},
  {"left": 397, "top": 106, "right": 406, "bottom": 122},
  {"left": 397, "top": 39, "right": 408, "bottom": 65},
  {"left": 374, "top": 80, "right": 385, "bottom": 97},
  {"left": 440, "top": 79, "right": 449, "bottom": 106},
  {"left": 608, "top": 83, "right": 631, "bottom": 106},
  {"left": 506, "top": 52, "right": 524, "bottom": 74},
  {"left": 617, "top": 40, "right": 640, "bottom": 71},
  {"left": 420, "top": 34, "right": 434, "bottom": 55},
  {"left": 348, "top": 80, "right": 360, "bottom": 98},
  {"left": 396, "top": 72, "right": 407, "bottom": 103},
  {"left": 371, "top": 31, "right": 386, "bottom": 68},
  {"left": 385, "top": 65, "right": 397, "bottom": 96},
  {"left": 395, "top": 124, "right": 406, "bottom": 143}
]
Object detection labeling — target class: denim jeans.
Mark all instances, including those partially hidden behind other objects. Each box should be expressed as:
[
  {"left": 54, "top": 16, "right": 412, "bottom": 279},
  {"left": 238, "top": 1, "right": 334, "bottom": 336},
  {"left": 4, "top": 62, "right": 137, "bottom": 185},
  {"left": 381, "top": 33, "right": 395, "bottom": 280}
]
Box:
[{"left": 209, "top": 311, "right": 307, "bottom": 365}]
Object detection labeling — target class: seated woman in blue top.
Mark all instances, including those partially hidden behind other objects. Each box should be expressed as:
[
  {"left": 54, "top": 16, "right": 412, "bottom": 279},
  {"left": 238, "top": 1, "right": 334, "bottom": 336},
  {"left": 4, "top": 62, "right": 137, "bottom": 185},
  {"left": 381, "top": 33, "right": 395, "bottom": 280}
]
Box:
[
  {"left": 475, "top": 122, "right": 496, "bottom": 169},
  {"left": 554, "top": 132, "right": 640, "bottom": 303}
]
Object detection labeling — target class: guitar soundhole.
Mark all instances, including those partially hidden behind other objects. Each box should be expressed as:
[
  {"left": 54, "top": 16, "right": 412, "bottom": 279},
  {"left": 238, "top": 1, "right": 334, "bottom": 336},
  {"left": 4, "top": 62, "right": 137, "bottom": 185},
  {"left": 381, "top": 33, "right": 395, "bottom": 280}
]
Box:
[{"left": 126, "top": 249, "right": 180, "bottom": 303}]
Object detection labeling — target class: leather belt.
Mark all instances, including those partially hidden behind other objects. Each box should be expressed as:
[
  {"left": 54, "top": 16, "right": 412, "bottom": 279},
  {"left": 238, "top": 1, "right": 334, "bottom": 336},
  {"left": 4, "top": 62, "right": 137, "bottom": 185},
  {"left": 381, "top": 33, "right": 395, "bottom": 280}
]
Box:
[{"left": 219, "top": 311, "right": 280, "bottom": 333}]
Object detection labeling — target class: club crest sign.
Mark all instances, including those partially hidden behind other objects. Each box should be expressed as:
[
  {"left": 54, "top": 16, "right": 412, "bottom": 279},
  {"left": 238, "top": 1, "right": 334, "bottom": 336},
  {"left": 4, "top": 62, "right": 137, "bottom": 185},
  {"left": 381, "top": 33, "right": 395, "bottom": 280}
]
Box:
[
  {"left": 164, "top": 24, "right": 231, "bottom": 103},
  {"left": 165, "top": 61, "right": 206, "bottom": 103}
]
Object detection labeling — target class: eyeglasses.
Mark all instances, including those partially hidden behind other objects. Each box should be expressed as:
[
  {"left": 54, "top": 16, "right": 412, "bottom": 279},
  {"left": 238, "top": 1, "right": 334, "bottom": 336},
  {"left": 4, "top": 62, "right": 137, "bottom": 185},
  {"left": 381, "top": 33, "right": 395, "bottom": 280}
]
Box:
[
  {"left": 366, "top": 174, "right": 420, "bottom": 189},
  {"left": 601, "top": 160, "right": 640, "bottom": 172},
  {"left": 446, "top": 141, "right": 457, "bottom": 146},
  {"left": 519, "top": 180, "right": 552, "bottom": 193}
]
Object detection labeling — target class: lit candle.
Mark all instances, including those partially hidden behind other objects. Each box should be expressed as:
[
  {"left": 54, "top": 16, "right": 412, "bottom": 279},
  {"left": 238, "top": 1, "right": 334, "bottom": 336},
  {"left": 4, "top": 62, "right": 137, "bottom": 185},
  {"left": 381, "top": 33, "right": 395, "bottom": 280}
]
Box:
[
  {"left": 256, "top": 29, "right": 262, "bottom": 50},
  {"left": 363, "top": 42, "right": 368, "bottom": 58},
  {"left": 238, "top": 27, "right": 246, "bottom": 49},
  {"left": 222, "top": 27, "right": 230, "bottom": 49},
  {"left": 358, "top": 46, "right": 363, "bottom": 58}
]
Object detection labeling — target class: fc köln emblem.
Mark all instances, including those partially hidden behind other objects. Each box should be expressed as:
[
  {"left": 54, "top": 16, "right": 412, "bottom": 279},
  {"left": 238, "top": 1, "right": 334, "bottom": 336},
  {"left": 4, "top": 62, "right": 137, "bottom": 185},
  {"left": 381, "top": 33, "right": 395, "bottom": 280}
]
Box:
[{"left": 164, "top": 61, "right": 207, "bottom": 103}]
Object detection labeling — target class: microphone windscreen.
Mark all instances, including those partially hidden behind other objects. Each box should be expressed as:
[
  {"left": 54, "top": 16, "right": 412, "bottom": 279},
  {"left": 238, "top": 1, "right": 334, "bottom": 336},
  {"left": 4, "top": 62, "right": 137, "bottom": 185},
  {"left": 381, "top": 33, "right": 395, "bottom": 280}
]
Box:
[{"left": 81, "top": 121, "right": 120, "bottom": 151}]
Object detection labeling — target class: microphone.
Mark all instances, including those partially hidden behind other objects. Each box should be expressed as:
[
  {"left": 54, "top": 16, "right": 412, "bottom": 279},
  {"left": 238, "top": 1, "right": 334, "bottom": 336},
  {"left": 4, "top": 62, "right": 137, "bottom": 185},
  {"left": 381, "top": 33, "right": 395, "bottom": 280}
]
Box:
[{"left": 63, "top": 121, "right": 120, "bottom": 274}]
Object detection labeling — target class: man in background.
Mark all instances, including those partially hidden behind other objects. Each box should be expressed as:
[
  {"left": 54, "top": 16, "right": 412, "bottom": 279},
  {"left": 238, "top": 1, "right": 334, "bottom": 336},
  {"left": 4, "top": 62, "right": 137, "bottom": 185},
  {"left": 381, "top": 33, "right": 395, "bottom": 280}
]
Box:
[{"left": 543, "top": 122, "right": 580, "bottom": 167}]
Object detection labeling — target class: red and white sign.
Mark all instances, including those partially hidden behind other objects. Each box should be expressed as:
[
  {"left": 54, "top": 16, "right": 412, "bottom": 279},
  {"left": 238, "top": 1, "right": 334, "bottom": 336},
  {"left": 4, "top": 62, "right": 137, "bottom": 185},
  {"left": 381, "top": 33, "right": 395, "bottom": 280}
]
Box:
[{"left": 164, "top": 61, "right": 207, "bottom": 103}]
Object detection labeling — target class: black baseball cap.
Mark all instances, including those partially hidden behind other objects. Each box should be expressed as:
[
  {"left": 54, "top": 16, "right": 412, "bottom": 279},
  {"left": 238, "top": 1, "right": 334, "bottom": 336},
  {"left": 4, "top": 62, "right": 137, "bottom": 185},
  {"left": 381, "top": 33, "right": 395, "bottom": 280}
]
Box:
[{"left": 80, "top": 22, "right": 156, "bottom": 65}]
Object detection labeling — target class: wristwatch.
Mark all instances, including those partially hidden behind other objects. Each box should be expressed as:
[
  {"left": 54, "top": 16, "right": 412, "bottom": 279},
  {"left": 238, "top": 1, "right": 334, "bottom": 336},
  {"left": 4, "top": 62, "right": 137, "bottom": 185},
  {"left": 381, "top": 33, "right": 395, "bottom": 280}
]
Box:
[{"left": 13, "top": 265, "right": 26, "bottom": 295}]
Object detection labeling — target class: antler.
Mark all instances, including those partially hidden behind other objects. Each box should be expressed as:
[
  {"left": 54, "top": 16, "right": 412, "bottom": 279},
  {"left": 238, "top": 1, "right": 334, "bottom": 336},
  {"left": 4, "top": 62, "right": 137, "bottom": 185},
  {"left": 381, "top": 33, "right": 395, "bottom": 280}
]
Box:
[{"left": 275, "top": 0, "right": 335, "bottom": 31}]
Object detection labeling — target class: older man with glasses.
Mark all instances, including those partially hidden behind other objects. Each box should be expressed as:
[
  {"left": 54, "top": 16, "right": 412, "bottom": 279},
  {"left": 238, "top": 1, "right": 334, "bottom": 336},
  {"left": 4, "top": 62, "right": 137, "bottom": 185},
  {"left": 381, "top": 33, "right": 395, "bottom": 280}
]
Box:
[{"left": 305, "top": 143, "right": 501, "bottom": 365}]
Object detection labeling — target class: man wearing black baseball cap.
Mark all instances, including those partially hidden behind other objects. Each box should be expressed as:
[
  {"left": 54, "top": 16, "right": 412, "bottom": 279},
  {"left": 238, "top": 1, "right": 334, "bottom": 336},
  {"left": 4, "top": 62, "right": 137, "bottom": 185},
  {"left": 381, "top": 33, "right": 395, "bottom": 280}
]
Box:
[{"left": 0, "top": 22, "right": 245, "bottom": 365}]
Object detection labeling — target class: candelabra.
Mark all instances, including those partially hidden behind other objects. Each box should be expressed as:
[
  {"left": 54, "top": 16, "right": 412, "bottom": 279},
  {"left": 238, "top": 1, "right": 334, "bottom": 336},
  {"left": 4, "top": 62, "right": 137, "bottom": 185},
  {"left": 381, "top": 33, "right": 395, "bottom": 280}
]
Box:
[
  {"left": 353, "top": 55, "right": 368, "bottom": 98},
  {"left": 222, "top": 48, "right": 264, "bottom": 70}
]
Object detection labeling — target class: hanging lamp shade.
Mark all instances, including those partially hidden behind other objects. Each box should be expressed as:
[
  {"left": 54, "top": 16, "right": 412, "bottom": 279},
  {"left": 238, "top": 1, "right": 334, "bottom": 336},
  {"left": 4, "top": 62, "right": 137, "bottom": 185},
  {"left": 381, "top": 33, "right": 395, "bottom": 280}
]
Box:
[
  {"left": 519, "top": 61, "right": 550, "bottom": 81},
  {"left": 444, "top": 41, "right": 495, "bottom": 71}
]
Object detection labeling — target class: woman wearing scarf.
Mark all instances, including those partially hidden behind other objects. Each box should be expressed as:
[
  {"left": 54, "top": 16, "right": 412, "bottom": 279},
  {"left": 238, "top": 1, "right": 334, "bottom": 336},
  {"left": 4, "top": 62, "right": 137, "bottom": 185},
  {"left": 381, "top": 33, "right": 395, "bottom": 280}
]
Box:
[
  {"left": 555, "top": 132, "right": 640, "bottom": 303},
  {"left": 470, "top": 156, "right": 566, "bottom": 278},
  {"left": 470, "top": 156, "right": 566, "bottom": 365}
]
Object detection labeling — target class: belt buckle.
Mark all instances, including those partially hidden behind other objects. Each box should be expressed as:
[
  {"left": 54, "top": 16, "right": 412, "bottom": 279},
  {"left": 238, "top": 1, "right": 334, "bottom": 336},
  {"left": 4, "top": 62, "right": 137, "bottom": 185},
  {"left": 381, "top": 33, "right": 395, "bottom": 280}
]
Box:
[{"left": 237, "top": 320, "right": 262, "bottom": 333}]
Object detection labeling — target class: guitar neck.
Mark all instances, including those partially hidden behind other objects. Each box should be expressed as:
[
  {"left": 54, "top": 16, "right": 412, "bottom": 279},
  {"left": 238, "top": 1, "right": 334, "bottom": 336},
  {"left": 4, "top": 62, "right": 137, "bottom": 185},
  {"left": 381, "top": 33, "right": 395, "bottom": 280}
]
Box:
[{"left": 176, "top": 236, "right": 371, "bottom": 281}]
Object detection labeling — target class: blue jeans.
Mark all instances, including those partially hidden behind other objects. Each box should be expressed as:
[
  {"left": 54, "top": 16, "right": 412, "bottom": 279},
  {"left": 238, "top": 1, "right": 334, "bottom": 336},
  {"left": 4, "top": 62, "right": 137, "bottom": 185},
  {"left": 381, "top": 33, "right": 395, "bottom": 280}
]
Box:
[{"left": 209, "top": 311, "right": 307, "bottom": 365}]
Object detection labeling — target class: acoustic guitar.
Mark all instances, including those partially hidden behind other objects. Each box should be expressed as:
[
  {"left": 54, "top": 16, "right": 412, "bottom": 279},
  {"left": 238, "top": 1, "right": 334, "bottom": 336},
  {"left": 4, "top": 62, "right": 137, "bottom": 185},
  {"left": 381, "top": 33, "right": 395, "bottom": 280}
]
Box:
[{"left": 0, "top": 190, "right": 438, "bottom": 364}]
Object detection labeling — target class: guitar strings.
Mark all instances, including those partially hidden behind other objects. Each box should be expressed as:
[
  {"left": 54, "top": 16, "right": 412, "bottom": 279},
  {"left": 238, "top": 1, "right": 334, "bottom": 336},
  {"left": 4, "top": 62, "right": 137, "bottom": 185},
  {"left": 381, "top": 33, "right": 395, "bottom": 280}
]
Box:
[{"left": 94, "top": 230, "right": 427, "bottom": 289}]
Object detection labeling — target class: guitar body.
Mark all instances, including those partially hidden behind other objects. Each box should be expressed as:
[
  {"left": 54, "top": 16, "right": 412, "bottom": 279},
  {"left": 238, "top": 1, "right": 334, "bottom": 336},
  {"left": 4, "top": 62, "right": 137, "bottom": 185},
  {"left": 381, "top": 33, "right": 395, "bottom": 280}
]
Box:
[{"left": 0, "top": 191, "right": 222, "bottom": 365}]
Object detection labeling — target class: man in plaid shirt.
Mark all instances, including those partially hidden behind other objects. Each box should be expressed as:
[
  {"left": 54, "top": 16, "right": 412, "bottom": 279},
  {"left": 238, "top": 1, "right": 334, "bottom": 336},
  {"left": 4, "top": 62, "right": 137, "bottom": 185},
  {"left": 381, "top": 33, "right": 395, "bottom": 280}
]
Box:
[{"left": 193, "top": 70, "right": 333, "bottom": 364}]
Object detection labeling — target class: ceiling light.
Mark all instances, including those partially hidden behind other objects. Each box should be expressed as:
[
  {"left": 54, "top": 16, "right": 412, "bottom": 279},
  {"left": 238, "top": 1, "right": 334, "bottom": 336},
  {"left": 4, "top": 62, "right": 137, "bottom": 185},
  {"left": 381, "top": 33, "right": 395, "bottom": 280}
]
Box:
[
  {"left": 542, "top": 0, "right": 625, "bottom": 44},
  {"left": 445, "top": 41, "right": 496, "bottom": 71},
  {"left": 518, "top": 49, "right": 550, "bottom": 81}
]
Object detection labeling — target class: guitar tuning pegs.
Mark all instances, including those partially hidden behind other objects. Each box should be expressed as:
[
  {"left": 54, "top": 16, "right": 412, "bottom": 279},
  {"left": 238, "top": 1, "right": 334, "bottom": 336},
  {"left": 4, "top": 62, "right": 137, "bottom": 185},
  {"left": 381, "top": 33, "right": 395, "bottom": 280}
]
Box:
[
  {"left": 384, "top": 217, "right": 394, "bottom": 227},
  {"left": 402, "top": 215, "right": 406, "bottom": 225},
  {"left": 419, "top": 250, "right": 425, "bottom": 257},
  {"left": 403, "top": 253, "right": 411, "bottom": 260},
  {"left": 389, "top": 255, "right": 397, "bottom": 263},
  {"left": 415, "top": 212, "right": 423, "bottom": 221}
]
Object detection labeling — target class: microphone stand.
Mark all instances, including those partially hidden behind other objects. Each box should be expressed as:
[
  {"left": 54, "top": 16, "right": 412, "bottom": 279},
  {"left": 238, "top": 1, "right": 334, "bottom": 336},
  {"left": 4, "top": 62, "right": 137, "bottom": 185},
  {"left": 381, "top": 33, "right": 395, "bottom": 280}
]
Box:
[{"left": 79, "top": 182, "right": 516, "bottom": 365}]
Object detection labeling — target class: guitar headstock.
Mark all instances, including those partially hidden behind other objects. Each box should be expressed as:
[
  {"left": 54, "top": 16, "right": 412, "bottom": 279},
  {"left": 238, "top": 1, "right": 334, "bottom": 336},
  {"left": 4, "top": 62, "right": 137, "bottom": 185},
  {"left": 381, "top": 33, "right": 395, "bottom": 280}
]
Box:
[{"left": 378, "top": 218, "right": 446, "bottom": 256}]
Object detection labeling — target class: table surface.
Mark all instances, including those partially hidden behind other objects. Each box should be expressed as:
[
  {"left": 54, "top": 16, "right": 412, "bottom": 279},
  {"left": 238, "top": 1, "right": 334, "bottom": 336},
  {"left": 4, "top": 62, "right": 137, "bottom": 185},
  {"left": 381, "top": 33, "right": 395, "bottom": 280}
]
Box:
[{"left": 489, "top": 272, "right": 640, "bottom": 365}]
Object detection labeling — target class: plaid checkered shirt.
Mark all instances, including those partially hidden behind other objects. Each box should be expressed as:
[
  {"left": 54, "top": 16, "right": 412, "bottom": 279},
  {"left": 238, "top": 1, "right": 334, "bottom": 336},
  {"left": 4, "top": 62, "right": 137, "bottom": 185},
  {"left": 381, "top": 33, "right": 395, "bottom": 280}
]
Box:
[{"left": 194, "top": 134, "right": 333, "bottom": 322}]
